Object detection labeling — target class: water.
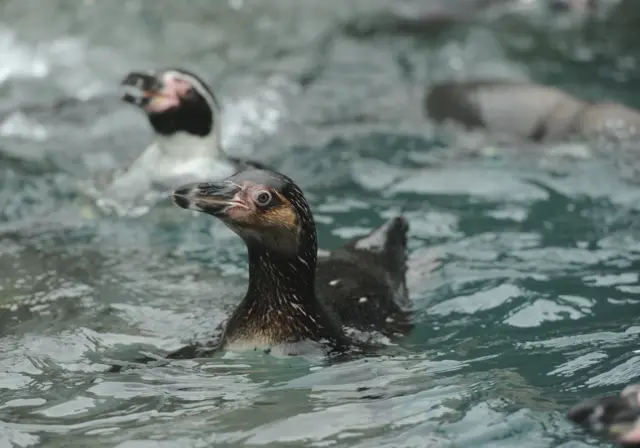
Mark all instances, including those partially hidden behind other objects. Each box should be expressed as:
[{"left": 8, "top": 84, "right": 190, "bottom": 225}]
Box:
[{"left": 1, "top": 0, "right": 639, "bottom": 446}]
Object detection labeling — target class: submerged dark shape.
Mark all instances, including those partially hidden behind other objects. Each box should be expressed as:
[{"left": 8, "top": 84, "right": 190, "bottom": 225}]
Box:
[
  {"left": 108, "top": 169, "right": 411, "bottom": 371},
  {"left": 424, "top": 79, "right": 640, "bottom": 142},
  {"left": 567, "top": 384, "right": 640, "bottom": 446}
]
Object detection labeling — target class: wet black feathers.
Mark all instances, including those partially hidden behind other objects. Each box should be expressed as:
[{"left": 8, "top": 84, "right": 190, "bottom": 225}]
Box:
[
  {"left": 148, "top": 96, "right": 212, "bottom": 137},
  {"left": 147, "top": 69, "right": 215, "bottom": 137},
  {"left": 316, "top": 216, "right": 411, "bottom": 337}
]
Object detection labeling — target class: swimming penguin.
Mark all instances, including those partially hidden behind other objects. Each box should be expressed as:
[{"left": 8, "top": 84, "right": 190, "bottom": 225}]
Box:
[
  {"left": 425, "top": 80, "right": 640, "bottom": 142},
  {"left": 171, "top": 169, "right": 411, "bottom": 357},
  {"left": 567, "top": 383, "right": 640, "bottom": 446},
  {"left": 96, "top": 68, "right": 268, "bottom": 207},
  {"left": 110, "top": 169, "right": 411, "bottom": 367}
]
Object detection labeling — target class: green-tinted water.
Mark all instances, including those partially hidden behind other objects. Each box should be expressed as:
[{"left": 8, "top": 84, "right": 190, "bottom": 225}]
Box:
[{"left": 1, "top": 1, "right": 639, "bottom": 446}]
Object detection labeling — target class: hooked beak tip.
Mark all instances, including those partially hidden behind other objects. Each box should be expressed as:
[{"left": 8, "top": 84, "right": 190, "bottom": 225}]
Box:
[
  {"left": 120, "top": 71, "right": 162, "bottom": 106},
  {"left": 172, "top": 191, "right": 191, "bottom": 210},
  {"left": 172, "top": 184, "right": 199, "bottom": 210}
]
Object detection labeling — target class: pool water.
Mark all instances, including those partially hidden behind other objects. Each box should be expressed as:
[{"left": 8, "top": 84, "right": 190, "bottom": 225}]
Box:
[{"left": 1, "top": 1, "right": 639, "bottom": 446}]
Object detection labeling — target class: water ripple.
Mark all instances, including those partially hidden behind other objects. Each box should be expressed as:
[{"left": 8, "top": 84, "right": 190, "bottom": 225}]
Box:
[{"left": 1, "top": 1, "right": 639, "bottom": 447}]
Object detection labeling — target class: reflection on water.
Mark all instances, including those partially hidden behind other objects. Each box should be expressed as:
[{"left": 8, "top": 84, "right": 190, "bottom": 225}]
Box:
[{"left": 1, "top": 0, "right": 640, "bottom": 446}]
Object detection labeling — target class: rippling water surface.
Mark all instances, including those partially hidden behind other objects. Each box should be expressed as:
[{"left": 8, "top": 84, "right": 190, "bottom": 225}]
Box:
[{"left": 1, "top": 1, "right": 640, "bottom": 446}]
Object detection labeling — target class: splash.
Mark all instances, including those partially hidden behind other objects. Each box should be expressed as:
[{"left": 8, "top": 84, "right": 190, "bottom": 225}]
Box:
[{"left": 0, "top": 28, "right": 49, "bottom": 84}]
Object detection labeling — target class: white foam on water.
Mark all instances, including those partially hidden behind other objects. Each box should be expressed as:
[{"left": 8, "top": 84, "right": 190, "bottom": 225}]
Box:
[
  {"left": 220, "top": 76, "right": 295, "bottom": 154},
  {"left": 0, "top": 26, "right": 110, "bottom": 98},
  {"left": 0, "top": 112, "right": 48, "bottom": 141},
  {"left": 0, "top": 28, "right": 49, "bottom": 84}
]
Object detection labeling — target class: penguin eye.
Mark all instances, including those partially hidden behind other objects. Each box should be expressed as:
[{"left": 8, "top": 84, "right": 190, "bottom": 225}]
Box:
[{"left": 253, "top": 190, "right": 272, "bottom": 207}]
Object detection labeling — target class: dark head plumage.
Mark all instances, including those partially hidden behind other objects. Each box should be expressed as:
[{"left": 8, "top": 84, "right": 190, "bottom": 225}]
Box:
[
  {"left": 172, "top": 169, "right": 316, "bottom": 260},
  {"left": 120, "top": 68, "right": 220, "bottom": 138}
]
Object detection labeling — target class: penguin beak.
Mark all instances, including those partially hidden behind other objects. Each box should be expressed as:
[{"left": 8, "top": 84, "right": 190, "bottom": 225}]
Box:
[
  {"left": 567, "top": 385, "right": 640, "bottom": 444},
  {"left": 172, "top": 181, "right": 247, "bottom": 217},
  {"left": 120, "top": 71, "right": 164, "bottom": 108}
]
